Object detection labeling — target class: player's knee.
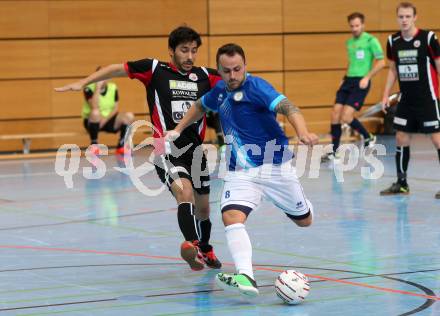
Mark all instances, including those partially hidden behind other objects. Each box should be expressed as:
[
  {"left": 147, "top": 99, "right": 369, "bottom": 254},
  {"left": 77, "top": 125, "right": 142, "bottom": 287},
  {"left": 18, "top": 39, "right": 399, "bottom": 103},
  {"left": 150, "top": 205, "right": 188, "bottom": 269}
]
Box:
[
  {"left": 295, "top": 216, "right": 312, "bottom": 227},
  {"left": 341, "top": 112, "right": 353, "bottom": 124},
  {"left": 89, "top": 109, "right": 101, "bottom": 121},
  {"left": 221, "top": 209, "right": 247, "bottom": 226},
  {"left": 175, "top": 189, "right": 193, "bottom": 203},
  {"left": 171, "top": 181, "right": 194, "bottom": 203},
  {"left": 123, "top": 112, "right": 135, "bottom": 124},
  {"left": 430, "top": 135, "right": 440, "bottom": 148},
  {"left": 331, "top": 109, "right": 341, "bottom": 122},
  {"left": 396, "top": 132, "right": 411, "bottom": 146},
  {"left": 286, "top": 206, "right": 313, "bottom": 227}
]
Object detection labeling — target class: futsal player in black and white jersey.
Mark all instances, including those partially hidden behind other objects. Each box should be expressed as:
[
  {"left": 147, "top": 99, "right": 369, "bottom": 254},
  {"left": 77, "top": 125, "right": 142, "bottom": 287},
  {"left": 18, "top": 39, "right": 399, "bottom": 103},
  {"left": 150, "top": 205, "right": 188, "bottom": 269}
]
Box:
[
  {"left": 55, "top": 26, "right": 222, "bottom": 270},
  {"left": 381, "top": 2, "right": 440, "bottom": 198}
]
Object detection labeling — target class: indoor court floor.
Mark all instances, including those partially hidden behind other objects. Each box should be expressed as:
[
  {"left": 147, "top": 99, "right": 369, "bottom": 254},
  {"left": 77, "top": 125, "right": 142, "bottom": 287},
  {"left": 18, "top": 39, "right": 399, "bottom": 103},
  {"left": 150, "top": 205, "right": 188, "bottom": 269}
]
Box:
[{"left": 0, "top": 135, "right": 439, "bottom": 316}]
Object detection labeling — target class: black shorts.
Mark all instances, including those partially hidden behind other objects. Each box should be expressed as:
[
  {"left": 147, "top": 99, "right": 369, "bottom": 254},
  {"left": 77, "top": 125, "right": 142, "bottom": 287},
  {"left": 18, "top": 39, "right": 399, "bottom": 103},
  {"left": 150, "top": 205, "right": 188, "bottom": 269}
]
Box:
[
  {"left": 154, "top": 149, "right": 210, "bottom": 195},
  {"left": 335, "top": 77, "right": 370, "bottom": 111},
  {"left": 83, "top": 113, "right": 119, "bottom": 133},
  {"left": 393, "top": 99, "right": 440, "bottom": 133}
]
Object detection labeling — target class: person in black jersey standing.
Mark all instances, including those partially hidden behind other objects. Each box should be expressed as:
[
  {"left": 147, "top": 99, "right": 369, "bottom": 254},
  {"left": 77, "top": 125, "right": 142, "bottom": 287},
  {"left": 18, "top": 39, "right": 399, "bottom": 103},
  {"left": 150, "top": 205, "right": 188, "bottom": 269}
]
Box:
[
  {"left": 55, "top": 26, "right": 222, "bottom": 270},
  {"left": 381, "top": 2, "right": 440, "bottom": 199}
]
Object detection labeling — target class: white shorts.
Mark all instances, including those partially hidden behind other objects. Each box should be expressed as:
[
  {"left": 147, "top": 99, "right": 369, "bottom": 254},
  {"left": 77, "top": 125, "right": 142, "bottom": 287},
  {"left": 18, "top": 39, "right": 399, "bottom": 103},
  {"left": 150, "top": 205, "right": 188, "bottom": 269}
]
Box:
[{"left": 220, "top": 161, "right": 312, "bottom": 219}]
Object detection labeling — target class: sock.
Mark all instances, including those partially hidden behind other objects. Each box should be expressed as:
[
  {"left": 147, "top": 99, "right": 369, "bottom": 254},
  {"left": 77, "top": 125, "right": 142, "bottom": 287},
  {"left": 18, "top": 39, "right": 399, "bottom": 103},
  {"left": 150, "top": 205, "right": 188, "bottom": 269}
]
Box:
[
  {"left": 349, "top": 118, "right": 369, "bottom": 139},
  {"left": 198, "top": 218, "right": 212, "bottom": 253},
  {"left": 396, "top": 146, "right": 410, "bottom": 186},
  {"left": 177, "top": 202, "right": 199, "bottom": 242},
  {"left": 118, "top": 124, "right": 128, "bottom": 148},
  {"left": 225, "top": 223, "right": 254, "bottom": 280},
  {"left": 330, "top": 124, "right": 342, "bottom": 153},
  {"left": 88, "top": 122, "right": 100, "bottom": 144}
]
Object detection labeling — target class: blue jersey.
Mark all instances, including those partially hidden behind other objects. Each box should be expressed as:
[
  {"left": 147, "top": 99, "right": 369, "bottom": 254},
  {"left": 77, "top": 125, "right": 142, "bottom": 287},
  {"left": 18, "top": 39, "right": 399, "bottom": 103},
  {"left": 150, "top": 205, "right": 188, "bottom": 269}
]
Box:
[{"left": 201, "top": 74, "right": 293, "bottom": 170}]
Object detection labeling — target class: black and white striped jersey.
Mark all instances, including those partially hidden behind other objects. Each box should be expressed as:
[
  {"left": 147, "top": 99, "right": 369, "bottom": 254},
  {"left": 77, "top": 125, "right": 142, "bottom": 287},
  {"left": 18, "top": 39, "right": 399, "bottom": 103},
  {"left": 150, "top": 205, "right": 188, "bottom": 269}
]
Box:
[
  {"left": 387, "top": 29, "right": 440, "bottom": 103},
  {"left": 125, "top": 59, "right": 220, "bottom": 154}
]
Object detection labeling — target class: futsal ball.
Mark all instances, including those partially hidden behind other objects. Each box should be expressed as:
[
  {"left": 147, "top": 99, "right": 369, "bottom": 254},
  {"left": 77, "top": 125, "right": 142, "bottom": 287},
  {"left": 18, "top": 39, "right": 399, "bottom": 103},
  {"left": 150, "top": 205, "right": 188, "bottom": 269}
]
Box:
[{"left": 275, "top": 270, "right": 310, "bottom": 305}]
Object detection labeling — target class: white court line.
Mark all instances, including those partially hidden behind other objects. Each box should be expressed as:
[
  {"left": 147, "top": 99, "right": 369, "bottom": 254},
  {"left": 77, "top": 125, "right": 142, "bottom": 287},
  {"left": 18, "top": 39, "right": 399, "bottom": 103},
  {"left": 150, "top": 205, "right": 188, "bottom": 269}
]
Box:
[
  {"left": 17, "top": 236, "right": 52, "bottom": 246},
  {"left": 0, "top": 171, "right": 57, "bottom": 179}
]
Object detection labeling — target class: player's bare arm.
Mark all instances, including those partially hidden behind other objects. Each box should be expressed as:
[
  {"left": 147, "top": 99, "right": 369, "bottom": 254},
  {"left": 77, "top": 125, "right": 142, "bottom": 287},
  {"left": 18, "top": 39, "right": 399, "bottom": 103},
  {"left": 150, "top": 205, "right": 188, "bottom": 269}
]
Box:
[
  {"left": 381, "top": 61, "right": 398, "bottom": 112},
  {"left": 276, "top": 98, "right": 301, "bottom": 116},
  {"left": 360, "top": 58, "right": 386, "bottom": 89},
  {"left": 435, "top": 58, "right": 440, "bottom": 76},
  {"left": 275, "top": 98, "right": 318, "bottom": 145},
  {"left": 54, "top": 64, "right": 127, "bottom": 92},
  {"left": 90, "top": 80, "right": 104, "bottom": 110}
]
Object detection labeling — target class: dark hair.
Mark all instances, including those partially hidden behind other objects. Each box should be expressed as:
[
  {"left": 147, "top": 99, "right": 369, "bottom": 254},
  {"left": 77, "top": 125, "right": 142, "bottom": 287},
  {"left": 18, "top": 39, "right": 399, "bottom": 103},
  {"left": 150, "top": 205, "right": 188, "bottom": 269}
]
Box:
[
  {"left": 396, "top": 2, "right": 416, "bottom": 15},
  {"left": 347, "top": 12, "right": 365, "bottom": 23},
  {"left": 216, "top": 43, "right": 246, "bottom": 67},
  {"left": 168, "top": 26, "right": 202, "bottom": 50}
]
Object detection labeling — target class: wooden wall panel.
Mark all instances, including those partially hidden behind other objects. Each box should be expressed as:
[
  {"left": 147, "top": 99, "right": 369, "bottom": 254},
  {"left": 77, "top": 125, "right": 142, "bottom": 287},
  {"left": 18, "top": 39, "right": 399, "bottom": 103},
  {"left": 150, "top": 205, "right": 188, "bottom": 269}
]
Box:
[
  {"left": 379, "top": 0, "right": 440, "bottom": 30},
  {"left": 253, "top": 72, "right": 284, "bottom": 93},
  {"left": 0, "top": 119, "right": 53, "bottom": 134},
  {"left": 285, "top": 70, "right": 386, "bottom": 108},
  {"left": 51, "top": 78, "right": 148, "bottom": 118},
  {"left": 0, "top": 0, "right": 209, "bottom": 39},
  {"left": 0, "top": 80, "right": 52, "bottom": 119},
  {"left": 285, "top": 105, "right": 383, "bottom": 137},
  {"left": 367, "top": 70, "right": 387, "bottom": 105},
  {"left": 284, "top": 107, "right": 333, "bottom": 136},
  {"left": 283, "top": 0, "right": 439, "bottom": 33},
  {"left": 285, "top": 32, "right": 388, "bottom": 71},
  {"left": 5, "top": 0, "right": 437, "bottom": 154},
  {"left": 285, "top": 34, "right": 346, "bottom": 70},
  {"left": 283, "top": 0, "right": 380, "bottom": 33},
  {"left": 51, "top": 80, "right": 86, "bottom": 118},
  {"left": 0, "top": 1, "right": 49, "bottom": 39},
  {"left": 100, "top": 78, "right": 148, "bottom": 115},
  {"left": 0, "top": 40, "right": 50, "bottom": 79},
  {"left": 0, "top": 117, "right": 151, "bottom": 152},
  {"left": 208, "top": 36, "right": 283, "bottom": 71},
  {"left": 209, "top": 0, "right": 282, "bottom": 34},
  {"left": 0, "top": 78, "right": 148, "bottom": 121},
  {"left": 0, "top": 121, "right": 56, "bottom": 151},
  {"left": 50, "top": 38, "right": 169, "bottom": 77},
  {"left": 285, "top": 70, "right": 345, "bottom": 107},
  {"left": 376, "top": 33, "right": 389, "bottom": 56},
  {"left": 50, "top": 37, "right": 209, "bottom": 77},
  {"left": 48, "top": 0, "right": 207, "bottom": 37}
]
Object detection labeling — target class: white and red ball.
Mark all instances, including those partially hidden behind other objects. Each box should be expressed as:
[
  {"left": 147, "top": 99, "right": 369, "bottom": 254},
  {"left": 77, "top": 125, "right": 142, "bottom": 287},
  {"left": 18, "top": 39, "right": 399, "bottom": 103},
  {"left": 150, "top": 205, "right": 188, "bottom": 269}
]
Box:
[{"left": 275, "top": 270, "right": 310, "bottom": 305}]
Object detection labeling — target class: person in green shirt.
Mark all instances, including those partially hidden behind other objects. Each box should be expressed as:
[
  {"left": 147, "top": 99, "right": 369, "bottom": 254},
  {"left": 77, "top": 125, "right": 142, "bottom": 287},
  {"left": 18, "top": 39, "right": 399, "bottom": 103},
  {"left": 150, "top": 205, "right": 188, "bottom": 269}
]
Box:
[
  {"left": 82, "top": 67, "right": 134, "bottom": 155},
  {"left": 323, "top": 12, "right": 385, "bottom": 162}
]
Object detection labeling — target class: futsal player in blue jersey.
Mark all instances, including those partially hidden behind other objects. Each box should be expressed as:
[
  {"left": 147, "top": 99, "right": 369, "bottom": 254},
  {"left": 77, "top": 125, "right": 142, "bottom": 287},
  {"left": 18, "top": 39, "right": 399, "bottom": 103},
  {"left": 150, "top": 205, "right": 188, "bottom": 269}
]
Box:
[{"left": 166, "top": 43, "right": 318, "bottom": 298}]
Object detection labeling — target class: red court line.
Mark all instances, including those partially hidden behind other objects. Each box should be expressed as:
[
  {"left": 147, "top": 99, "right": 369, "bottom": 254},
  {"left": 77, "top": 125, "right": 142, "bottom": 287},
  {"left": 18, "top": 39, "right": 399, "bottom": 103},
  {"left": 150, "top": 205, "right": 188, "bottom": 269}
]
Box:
[
  {"left": 1, "top": 244, "right": 439, "bottom": 301},
  {"left": 0, "top": 245, "right": 179, "bottom": 261}
]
